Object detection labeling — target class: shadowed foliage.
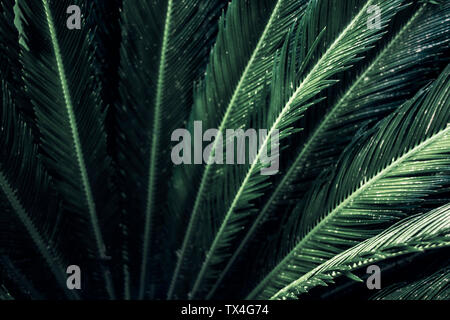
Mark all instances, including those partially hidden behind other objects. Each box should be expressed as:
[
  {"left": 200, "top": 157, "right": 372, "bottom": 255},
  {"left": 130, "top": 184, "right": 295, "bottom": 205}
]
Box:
[{"left": 0, "top": 0, "right": 449, "bottom": 300}]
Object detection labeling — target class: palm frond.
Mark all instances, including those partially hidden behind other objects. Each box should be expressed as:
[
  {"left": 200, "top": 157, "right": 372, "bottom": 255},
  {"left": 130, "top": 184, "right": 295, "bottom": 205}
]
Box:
[
  {"left": 118, "top": 0, "right": 225, "bottom": 299},
  {"left": 247, "top": 64, "right": 450, "bottom": 299},
  {"left": 0, "top": 0, "right": 448, "bottom": 302},
  {"left": 271, "top": 202, "right": 450, "bottom": 299},
  {"left": 190, "top": 0, "right": 408, "bottom": 299},
  {"left": 18, "top": 0, "right": 115, "bottom": 298},
  {"left": 0, "top": 82, "right": 77, "bottom": 300},
  {"left": 209, "top": 1, "right": 450, "bottom": 298},
  {"left": 166, "top": 0, "right": 310, "bottom": 299},
  {"left": 370, "top": 264, "right": 450, "bottom": 300}
]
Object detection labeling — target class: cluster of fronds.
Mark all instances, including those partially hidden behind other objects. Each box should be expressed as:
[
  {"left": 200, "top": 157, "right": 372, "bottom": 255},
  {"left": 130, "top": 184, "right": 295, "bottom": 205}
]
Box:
[{"left": 0, "top": 0, "right": 449, "bottom": 300}]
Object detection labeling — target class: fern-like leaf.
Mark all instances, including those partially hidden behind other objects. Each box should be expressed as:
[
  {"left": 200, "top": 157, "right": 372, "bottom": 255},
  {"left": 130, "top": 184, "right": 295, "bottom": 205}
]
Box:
[
  {"left": 191, "top": 0, "right": 408, "bottom": 299},
  {"left": 118, "top": 0, "right": 224, "bottom": 299},
  {"left": 248, "top": 64, "right": 450, "bottom": 299},
  {"left": 0, "top": 82, "right": 78, "bottom": 300},
  {"left": 166, "top": 0, "right": 311, "bottom": 299},
  {"left": 211, "top": 3, "right": 450, "bottom": 298},
  {"left": 272, "top": 202, "right": 450, "bottom": 299},
  {"left": 370, "top": 264, "right": 450, "bottom": 300},
  {"left": 18, "top": 0, "right": 115, "bottom": 298}
]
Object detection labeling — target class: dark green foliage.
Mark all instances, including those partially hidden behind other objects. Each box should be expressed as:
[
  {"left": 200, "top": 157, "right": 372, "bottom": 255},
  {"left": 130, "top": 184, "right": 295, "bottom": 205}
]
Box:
[
  {"left": 371, "top": 263, "right": 450, "bottom": 300},
  {"left": 211, "top": 3, "right": 450, "bottom": 299},
  {"left": 117, "top": 0, "right": 225, "bottom": 299},
  {"left": 0, "top": 82, "right": 77, "bottom": 299},
  {"left": 273, "top": 201, "right": 450, "bottom": 299},
  {"left": 0, "top": 0, "right": 449, "bottom": 300},
  {"left": 248, "top": 63, "right": 450, "bottom": 300},
  {"left": 18, "top": 0, "right": 115, "bottom": 299}
]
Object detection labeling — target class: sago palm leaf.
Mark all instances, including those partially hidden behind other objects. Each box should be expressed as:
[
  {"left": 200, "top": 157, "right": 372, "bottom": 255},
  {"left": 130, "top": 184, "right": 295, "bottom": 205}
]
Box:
[
  {"left": 370, "top": 264, "right": 450, "bottom": 300},
  {"left": 208, "top": 1, "right": 450, "bottom": 298},
  {"left": 0, "top": 0, "right": 448, "bottom": 302},
  {"left": 189, "top": 0, "right": 408, "bottom": 299},
  {"left": 272, "top": 202, "right": 450, "bottom": 299},
  {"left": 118, "top": 0, "right": 224, "bottom": 299},
  {"left": 0, "top": 82, "right": 78, "bottom": 300},
  {"left": 167, "top": 0, "right": 311, "bottom": 299},
  {"left": 18, "top": 0, "right": 115, "bottom": 298},
  {"left": 247, "top": 64, "right": 450, "bottom": 299}
]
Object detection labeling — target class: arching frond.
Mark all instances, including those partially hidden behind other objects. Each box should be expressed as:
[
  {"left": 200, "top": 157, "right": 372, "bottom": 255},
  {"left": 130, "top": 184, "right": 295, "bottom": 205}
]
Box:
[
  {"left": 18, "top": 0, "right": 115, "bottom": 299},
  {"left": 248, "top": 64, "right": 450, "bottom": 299},
  {"left": 0, "top": 82, "right": 78, "bottom": 300},
  {"left": 209, "top": 2, "right": 450, "bottom": 298},
  {"left": 118, "top": 0, "right": 225, "bottom": 299},
  {"left": 271, "top": 202, "right": 450, "bottom": 299},
  {"left": 1, "top": 0, "right": 448, "bottom": 302},
  {"left": 191, "top": 0, "right": 408, "bottom": 299},
  {"left": 167, "top": 0, "right": 310, "bottom": 299},
  {"left": 370, "top": 265, "right": 450, "bottom": 300}
]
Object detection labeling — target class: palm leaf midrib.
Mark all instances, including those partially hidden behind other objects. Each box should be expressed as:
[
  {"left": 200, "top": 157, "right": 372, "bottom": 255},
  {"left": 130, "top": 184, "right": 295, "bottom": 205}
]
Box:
[
  {"left": 167, "top": 0, "right": 284, "bottom": 298},
  {"left": 247, "top": 121, "right": 450, "bottom": 299},
  {"left": 272, "top": 204, "right": 450, "bottom": 299},
  {"left": 198, "top": 0, "right": 382, "bottom": 299},
  {"left": 40, "top": 0, "right": 114, "bottom": 298},
  {"left": 42, "top": 0, "right": 105, "bottom": 259},
  {"left": 274, "top": 239, "right": 450, "bottom": 299},
  {"left": 212, "top": 6, "right": 428, "bottom": 293},
  {"left": 139, "top": 0, "right": 173, "bottom": 300}
]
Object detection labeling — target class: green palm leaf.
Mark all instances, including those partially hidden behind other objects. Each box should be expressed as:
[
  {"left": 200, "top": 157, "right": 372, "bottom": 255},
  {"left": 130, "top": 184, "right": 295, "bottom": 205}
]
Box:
[
  {"left": 0, "top": 0, "right": 448, "bottom": 302},
  {"left": 272, "top": 202, "right": 450, "bottom": 299},
  {"left": 166, "top": 0, "right": 311, "bottom": 299},
  {"left": 118, "top": 0, "right": 224, "bottom": 299},
  {"left": 208, "top": 1, "right": 450, "bottom": 298},
  {"left": 247, "top": 64, "right": 450, "bottom": 299},
  {"left": 190, "top": 0, "right": 408, "bottom": 299},
  {"left": 18, "top": 0, "right": 114, "bottom": 298},
  {"left": 0, "top": 82, "right": 78, "bottom": 300},
  {"left": 370, "top": 264, "right": 450, "bottom": 300}
]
